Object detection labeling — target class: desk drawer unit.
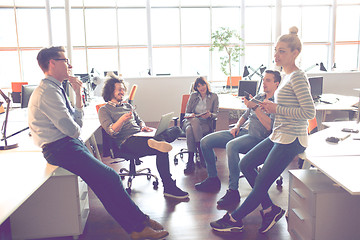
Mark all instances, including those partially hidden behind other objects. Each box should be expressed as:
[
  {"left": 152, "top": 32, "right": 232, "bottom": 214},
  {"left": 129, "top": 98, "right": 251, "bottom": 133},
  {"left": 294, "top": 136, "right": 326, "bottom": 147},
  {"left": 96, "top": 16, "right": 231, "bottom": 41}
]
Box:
[
  {"left": 10, "top": 168, "right": 89, "bottom": 240},
  {"left": 288, "top": 169, "right": 360, "bottom": 240}
]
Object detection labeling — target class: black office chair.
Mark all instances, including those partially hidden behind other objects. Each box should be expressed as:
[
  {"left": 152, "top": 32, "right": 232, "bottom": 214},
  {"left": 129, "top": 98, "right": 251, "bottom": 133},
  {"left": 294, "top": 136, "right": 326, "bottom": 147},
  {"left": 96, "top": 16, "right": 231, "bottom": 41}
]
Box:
[
  {"left": 172, "top": 94, "right": 217, "bottom": 166},
  {"left": 101, "top": 128, "right": 159, "bottom": 194},
  {"left": 97, "top": 84, "right": 158, "bottom": 194}
]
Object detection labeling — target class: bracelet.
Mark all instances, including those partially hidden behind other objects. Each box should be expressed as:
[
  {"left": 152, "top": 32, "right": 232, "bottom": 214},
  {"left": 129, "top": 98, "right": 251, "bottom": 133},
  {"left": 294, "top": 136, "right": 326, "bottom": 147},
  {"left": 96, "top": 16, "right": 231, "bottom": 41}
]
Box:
[{"left": 252, "top": 105, "right": 259, "bottom": 111}]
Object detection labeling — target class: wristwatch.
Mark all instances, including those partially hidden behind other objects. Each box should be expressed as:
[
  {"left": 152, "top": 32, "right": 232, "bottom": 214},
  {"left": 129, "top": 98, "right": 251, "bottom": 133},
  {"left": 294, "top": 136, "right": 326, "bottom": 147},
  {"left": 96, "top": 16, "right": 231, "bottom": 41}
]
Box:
[{"left": 252, "top": 105, "right": 259, "bottom": 111}]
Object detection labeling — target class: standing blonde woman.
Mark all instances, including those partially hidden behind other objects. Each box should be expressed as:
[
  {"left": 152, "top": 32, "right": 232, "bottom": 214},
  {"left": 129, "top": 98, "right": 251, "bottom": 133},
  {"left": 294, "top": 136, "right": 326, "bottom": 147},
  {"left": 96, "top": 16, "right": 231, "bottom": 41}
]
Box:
[{"left": 210, "top": 26, "right": 315, "bottom": 233}]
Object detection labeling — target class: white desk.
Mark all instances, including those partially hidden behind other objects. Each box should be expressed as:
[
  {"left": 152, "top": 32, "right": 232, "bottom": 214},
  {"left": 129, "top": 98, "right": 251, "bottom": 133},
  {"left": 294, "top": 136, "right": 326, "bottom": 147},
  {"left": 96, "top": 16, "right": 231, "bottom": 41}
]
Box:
[
  {"left": 217, "top": 94, "right": 247, "bottom": 130},
  {"left": 314, "top": 94, "right": 357, "bottom": 128},
  {"left": 218, "top": 93, "right": 357, "bottom": 131},
  {"left": 0, "top": 104, "right": 101, "bottom": 240},
  {"left": 0, "top": 151, "right": 57, "bottom": 225},
  {"left": 303, "top": 121, "right": 360, "bottom": 192},
  {"left": 304, "top": 121, "right": 360, "bottom": 158},
  {"left": 288, "top": 121, "right": 360, "bottom": 239}
]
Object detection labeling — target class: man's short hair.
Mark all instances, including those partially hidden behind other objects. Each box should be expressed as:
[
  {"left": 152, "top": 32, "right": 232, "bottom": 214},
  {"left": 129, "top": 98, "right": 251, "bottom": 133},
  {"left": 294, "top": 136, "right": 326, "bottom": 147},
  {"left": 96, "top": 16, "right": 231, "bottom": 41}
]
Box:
[
  {"left": 265, "top": 70, "right": 281, "bottom": 83},
  {"left": 37, "top": 46, "right": 65, "bottom": 73}
]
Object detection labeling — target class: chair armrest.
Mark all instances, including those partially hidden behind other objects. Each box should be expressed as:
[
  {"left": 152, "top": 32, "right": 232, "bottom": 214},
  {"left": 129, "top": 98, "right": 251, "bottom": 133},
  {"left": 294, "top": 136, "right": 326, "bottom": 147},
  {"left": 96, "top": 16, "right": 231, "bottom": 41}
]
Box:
[{"left": 172, "top": 117, "right": 179, "bottom": 126}]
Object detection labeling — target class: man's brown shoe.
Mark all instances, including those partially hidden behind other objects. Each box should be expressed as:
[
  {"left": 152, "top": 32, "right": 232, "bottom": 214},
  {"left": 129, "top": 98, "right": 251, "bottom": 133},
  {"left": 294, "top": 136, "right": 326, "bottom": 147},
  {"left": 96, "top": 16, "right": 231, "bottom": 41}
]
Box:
[
  {"left": 145, "top": 215, "right": 164, "bottom": 230},
  {"left": 148, "top": 139, "right": 172, "bottom": 153},
  {"left": 130, "top": 226, "right": 169, "bottom": 240}
]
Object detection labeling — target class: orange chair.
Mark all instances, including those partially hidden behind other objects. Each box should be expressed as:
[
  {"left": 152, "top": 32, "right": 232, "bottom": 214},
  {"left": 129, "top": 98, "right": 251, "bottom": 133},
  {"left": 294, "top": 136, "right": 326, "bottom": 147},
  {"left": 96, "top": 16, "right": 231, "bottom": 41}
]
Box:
[
  {"left": 226, "top": 76, "right": 242, "bottom": 88},
  {"left": 307, "top": 117, "right": 318, "bottom": 135},
  {"left": 296, "top": 117, "right": 319, "bottom": 170},
  {"left": 128, "top": 84, "right": 137, "bottom": 105},
  {"left": 96, "top": 103, "right": 106, "bottom": 113},
  {"left": 11, "top": 82, "right": 28, "bottom": 103}
]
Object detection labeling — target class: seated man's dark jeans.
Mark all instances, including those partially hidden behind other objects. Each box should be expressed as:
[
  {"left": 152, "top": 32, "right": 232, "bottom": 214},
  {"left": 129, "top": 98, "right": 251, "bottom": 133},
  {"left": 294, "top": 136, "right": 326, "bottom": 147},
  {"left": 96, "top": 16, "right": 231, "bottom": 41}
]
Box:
[
  {"left": 120, "top": 136, "right": 173, "bottom": 184},
  {"left": 42, "top": 136, "right": 146, "bottom": 233}
]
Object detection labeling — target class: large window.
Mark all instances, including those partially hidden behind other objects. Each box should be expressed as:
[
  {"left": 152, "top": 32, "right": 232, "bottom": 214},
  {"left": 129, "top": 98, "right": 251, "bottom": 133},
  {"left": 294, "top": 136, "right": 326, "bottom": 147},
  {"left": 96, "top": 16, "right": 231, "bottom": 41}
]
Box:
[{"left": 0, "top": 0, "right": 359, "bottom": 88}]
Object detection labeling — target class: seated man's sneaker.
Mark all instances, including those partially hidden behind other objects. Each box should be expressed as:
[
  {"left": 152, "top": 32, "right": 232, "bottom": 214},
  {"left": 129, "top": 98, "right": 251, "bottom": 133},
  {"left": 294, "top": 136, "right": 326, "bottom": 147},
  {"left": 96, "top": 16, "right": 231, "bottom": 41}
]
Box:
[
  {"left": 217, "top": 189, "right": 240, "bottom": 208},
  {"left": 210, "top": 212, "right": 244, "bottom": 232},
  {"left": 144, "top": 215, "right": 164, "bottom": 230},
  {"left": 258, "top": 205, "right": 285, "bottom": 233},
  {"left": 148, "top": 139, "right": 172, "bottom": 153},
  {"left": 130, "top": 226, "right": 169, "bottom": 240},
  {"left": 195, "top": 177, "right": 221, "bottom": 192},
  {"left": 164, "top": 180, "right": 189, "bottom": 199}
]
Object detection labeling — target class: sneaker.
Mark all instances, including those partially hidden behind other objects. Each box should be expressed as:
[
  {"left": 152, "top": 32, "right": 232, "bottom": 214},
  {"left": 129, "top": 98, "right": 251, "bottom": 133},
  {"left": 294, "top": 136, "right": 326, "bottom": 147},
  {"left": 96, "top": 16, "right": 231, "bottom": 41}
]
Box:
[
  {"left": 148, "top": 139, "right": 172, "bottom": 153},
  {"left": 195, "top": 177, "right": 221, "bottom": 192},
  {"left": 217, "top": 189, "right": 241, "bottom": 208},
  {"left": 144, "top": 215, "right": 164, "bottom": 230},
  {"left": 258, "top": 205, "right": 286, "bottom": 233},
  {"left": 130, "top": 226, "right": 169, "bottom": 240},
  {"left": 164, "top": 180, "right": 189, "bottom": 199},
  {"left": 184, "top": 161, "right": 195, "bottom": 175},
  {"left": 210, "top": 212, "right": 244, "bottom": 232}
]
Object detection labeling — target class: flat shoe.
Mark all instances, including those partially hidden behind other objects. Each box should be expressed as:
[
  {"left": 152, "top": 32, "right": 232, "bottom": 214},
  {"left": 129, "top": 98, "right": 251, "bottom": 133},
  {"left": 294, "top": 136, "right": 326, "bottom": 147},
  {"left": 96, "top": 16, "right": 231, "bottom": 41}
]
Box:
[{"left": 148, "top": 139, "right": 172, "bottom": 153}]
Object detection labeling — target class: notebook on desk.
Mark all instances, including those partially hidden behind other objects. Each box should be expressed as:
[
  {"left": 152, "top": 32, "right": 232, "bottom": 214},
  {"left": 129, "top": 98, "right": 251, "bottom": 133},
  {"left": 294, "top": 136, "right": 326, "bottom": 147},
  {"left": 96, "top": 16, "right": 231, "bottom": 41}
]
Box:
[{"left": 134, "top": 112, "right": 174, "bottom": 137}]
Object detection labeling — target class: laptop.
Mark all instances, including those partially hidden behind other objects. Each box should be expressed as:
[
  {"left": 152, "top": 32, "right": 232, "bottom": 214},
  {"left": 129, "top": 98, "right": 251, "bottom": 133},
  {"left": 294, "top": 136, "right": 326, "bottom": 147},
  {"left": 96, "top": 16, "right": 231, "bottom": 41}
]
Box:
[{"left": 134, "top": 112, "right": 174, "bottom": 137}]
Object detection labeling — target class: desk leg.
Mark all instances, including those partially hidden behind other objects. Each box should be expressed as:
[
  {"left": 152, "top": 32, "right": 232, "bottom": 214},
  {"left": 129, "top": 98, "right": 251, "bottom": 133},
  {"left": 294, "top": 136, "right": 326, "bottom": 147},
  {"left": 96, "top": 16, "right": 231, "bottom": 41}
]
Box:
[
  {"left": 316, "top": 110, "right": 326, "bottom": 130},
  {"left": 85, "top": 134, "right": 101, "bottom": 160},
  {"left": 0, "top": 218, "right": 12, "bottom": 240},
  {"left": 217, "top": 109, "right": 230, "bottom": 131}
]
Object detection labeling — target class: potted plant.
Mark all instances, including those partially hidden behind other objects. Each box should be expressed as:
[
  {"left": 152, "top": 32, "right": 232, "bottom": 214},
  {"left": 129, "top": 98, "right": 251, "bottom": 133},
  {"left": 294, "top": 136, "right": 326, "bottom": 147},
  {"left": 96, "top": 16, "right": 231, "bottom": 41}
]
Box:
[{"left": 210, "top": 27, "right": 245, "bottom": 92}]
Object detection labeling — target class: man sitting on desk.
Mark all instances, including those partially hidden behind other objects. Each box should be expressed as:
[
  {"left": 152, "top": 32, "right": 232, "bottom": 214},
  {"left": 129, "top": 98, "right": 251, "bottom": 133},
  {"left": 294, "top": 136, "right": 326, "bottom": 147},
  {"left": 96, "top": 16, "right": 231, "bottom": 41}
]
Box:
[
  {"left": 28, "top": 46, "right": 168, "bottom": 240},
  {"left": 195, "top": 70, "right": 281, "bottom": 207},
  {"left": 98, "top": 73, "right": 189, "bottom": 199}
]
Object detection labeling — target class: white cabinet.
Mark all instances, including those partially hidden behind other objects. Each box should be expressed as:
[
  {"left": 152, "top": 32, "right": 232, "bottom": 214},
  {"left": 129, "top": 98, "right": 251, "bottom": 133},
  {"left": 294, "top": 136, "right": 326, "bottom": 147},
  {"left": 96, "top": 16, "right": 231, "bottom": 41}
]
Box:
[
  {"left": 10, "top": 167, "right": 89, "bottom": 240},
  {"left": 288, "top": 169, "right": 360, "bottom": 240}
]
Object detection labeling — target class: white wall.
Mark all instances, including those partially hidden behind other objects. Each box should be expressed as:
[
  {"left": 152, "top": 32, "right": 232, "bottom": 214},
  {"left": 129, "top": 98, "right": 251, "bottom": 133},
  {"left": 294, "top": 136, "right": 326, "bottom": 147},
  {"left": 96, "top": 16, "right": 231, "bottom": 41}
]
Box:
[
  {"left": 307, "top": 71, "right": 360, "bottom": 97},
  {"left": 125, "top": 76, "right": 196, "bottom": 122}
]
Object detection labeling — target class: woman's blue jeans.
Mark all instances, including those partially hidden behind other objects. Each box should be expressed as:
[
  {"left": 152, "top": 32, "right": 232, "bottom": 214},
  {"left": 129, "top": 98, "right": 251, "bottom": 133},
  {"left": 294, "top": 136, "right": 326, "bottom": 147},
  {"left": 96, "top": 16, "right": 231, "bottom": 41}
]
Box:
[
  {"left": 231, "top": 137, "right": 306, "bottom": 221},
  {"left": 42, "top": 137, "right": 146, "bottom": 233}
]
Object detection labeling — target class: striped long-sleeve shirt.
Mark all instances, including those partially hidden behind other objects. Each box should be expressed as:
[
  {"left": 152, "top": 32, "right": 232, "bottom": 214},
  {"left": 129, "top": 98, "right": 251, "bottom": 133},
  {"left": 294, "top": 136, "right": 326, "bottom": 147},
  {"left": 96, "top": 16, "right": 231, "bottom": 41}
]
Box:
[{"left": 270, "top": 70, "right": 315, "bottom": 147}]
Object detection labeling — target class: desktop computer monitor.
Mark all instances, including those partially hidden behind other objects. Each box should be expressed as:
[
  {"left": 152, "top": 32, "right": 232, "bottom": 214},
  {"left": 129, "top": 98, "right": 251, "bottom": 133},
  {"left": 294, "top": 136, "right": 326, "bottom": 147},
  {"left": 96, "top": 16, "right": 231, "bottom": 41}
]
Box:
[
  {"left": 308, "top": 76, "right": 323, "bottom": 101},
  {"left": 21, "top": 85, "right": 37, "bottom": 108},
  {"left": 238, "top": 80, "right": 258, "bottom": 97},
  {"left": 104, "top": 71, "right": 118, "bottom": 76}
]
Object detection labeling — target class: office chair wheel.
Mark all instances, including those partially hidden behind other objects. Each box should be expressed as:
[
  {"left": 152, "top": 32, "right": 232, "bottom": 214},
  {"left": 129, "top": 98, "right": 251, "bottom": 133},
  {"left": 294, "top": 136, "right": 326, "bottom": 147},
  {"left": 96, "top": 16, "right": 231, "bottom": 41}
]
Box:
[
  {"left": 127, "top": 178, "right": 133, "bottom": 189},
  {"left": 119, "top": 169, "right": 126, "bottom": 180},
  {"left": 153, "top": 180, "right": 159, "bottom": 190},
  {"left": 276, "top": 176, "right": 283, "bottom": 187},
  {"left": 174, "top": 156, "right": 179, "bottom": 165}
]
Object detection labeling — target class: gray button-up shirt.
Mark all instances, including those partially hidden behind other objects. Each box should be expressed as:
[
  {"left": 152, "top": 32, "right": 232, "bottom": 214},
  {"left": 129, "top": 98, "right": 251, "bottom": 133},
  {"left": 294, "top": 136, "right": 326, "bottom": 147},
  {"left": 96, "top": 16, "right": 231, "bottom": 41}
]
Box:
[{"left": 28, "top": 76, "right": 84, "bottom": 148}]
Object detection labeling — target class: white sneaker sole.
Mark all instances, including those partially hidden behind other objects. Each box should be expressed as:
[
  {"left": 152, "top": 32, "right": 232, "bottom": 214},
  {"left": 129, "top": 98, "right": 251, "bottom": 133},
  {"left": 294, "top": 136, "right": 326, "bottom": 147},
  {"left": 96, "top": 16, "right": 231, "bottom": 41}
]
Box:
[
  {"left": 260, "top": 209, "right": 286, "bottom": 233},
  {"left": 148, "top": 139, "right": 172, "bottom": 153},
  {"left": 212, "top": 226, "right": 243, "bottom": 232},
  {"left": 163, "top": 192, "right": 189, "bottom": 199}
]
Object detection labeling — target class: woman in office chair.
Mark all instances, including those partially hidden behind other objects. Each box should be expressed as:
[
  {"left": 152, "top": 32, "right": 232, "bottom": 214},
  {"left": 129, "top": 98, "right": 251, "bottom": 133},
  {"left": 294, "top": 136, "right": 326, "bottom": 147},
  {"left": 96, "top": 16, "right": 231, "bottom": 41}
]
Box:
[
  {"left": 210, "top": 26, "right": 315, "bottom": 234},
  {"left": 182, "top": 76, "right": 219, "bottom": 174}
]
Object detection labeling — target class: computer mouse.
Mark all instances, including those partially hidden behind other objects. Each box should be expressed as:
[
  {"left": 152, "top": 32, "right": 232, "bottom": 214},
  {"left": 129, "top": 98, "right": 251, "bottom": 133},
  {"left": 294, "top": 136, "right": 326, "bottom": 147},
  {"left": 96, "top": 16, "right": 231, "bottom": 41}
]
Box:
[{"left": 326, "top": 136, "right": 339, "bottom": 143}]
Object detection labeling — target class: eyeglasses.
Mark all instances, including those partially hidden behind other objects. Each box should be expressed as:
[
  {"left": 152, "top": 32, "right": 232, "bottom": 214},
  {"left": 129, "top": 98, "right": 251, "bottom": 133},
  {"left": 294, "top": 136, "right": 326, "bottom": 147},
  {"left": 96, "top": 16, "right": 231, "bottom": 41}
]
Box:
[{"left": 53, "top": 58, "right": 70, "bottom": 64}]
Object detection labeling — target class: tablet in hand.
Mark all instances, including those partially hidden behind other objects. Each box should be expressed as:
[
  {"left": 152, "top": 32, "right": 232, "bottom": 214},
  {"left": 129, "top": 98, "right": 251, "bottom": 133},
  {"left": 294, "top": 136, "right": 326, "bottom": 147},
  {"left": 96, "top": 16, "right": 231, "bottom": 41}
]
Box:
[{"left": 250, "top": 98, "right": 262, "bottom": 104}]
